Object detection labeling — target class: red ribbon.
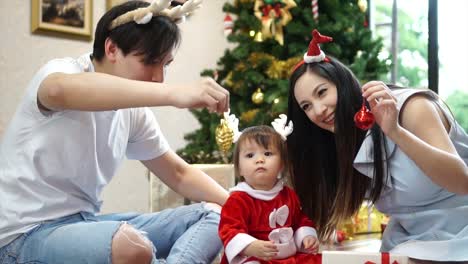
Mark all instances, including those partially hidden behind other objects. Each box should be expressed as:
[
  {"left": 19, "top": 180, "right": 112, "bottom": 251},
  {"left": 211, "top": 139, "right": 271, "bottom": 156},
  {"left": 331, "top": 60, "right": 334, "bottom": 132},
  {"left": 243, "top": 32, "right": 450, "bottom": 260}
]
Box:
[
  {"left": 364, "top": 253, "right": 398, "bottom": 264},
  {"left": 261, "top": 3, "right": 282, "bottom": 18}
]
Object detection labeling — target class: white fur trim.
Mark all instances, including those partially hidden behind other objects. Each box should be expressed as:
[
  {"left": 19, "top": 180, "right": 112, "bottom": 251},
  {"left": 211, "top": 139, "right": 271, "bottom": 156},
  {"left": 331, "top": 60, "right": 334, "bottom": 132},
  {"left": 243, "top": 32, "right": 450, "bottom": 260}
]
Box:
[
  {"left": 225, "top": 233, "right": 257, "bottom": 264},
  {"left": 303, "top": 51, "right": 326, "bottom": 63},
  {"left": 294, "top": 226, "right": 317, "bottom": 252},
  {"left": 229, "top": 181, "right": 283, "bottom": 201}
]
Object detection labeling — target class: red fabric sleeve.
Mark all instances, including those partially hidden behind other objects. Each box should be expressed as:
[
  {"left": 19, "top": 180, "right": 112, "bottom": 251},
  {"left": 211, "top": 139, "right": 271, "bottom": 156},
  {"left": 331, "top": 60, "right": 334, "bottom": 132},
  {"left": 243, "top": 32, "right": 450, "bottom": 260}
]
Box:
[{"left": 218, "top": 192, "right": 253, "bottom": 247}]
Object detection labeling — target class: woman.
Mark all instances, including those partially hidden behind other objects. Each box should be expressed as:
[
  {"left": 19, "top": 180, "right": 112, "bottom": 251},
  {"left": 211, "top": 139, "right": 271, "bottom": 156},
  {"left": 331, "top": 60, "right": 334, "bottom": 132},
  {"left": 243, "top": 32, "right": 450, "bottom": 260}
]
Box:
[{"left": 287, "top": 30, "right": 468, "bottom": 262}]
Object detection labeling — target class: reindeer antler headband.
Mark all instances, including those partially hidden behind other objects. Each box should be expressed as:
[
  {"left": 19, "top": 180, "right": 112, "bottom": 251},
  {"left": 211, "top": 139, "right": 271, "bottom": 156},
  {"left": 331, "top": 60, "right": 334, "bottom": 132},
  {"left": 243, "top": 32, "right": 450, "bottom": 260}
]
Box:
[
  {"left": 292, "top": 29, "right": 333, "bottom": 72},
  {"left": 223, "top": 112, "right": 293, "bottom": 142},
  {"left": 109, "top": 0, "right": 203, "bottom": 30}
]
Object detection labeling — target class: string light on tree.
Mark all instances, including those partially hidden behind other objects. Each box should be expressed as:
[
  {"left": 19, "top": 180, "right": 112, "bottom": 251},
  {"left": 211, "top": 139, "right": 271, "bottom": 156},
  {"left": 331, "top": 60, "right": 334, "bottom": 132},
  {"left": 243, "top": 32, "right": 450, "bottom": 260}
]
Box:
[{"left": 358, "top": 0, "right": 368, "bottom": 13}]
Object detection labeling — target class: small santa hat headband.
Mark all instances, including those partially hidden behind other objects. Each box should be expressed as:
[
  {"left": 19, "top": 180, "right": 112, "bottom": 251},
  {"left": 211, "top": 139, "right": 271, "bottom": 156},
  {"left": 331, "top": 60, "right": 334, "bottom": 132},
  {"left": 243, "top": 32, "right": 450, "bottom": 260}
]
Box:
[
  {"left": 109, "top": 0, "right": 202, "bottom": 30},
  {"left": 223, "top": 111, "right": 293, "bottom": 142},
  {"left": 292, "top": 29, "right": 333, "bottom": 72}
]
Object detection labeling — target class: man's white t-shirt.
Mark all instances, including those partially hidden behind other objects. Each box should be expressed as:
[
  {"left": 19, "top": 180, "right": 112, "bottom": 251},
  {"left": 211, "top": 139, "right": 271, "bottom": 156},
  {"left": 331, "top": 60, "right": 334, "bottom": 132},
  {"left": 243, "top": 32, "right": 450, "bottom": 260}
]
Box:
[{"left": 0, "top": 53, "right": 170, "bottom": 248}]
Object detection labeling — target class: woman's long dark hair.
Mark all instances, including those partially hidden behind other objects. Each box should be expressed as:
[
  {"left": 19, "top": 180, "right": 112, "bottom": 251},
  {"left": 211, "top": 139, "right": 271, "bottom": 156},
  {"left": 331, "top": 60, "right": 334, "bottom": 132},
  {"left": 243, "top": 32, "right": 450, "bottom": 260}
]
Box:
[{"left": 287, "top": 57, "right": 388, "bottom": 241}]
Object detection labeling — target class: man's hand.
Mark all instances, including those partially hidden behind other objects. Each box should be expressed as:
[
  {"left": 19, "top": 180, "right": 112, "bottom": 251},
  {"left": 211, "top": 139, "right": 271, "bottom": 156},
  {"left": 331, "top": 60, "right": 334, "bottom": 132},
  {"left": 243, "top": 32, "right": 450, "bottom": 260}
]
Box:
[
  {"left": 170, "top": 77, "right": 229, "bottom": 114},
  {"left": 242, "top": 240, "right": 278, "bottom": 261}
]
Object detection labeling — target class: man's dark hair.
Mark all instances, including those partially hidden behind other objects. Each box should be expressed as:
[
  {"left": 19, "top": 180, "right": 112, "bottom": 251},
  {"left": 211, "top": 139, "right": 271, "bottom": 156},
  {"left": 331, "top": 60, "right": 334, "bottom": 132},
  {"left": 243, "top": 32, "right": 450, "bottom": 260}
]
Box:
[{"left": 92, "top": 1, "right": 181, "bottom": 65}]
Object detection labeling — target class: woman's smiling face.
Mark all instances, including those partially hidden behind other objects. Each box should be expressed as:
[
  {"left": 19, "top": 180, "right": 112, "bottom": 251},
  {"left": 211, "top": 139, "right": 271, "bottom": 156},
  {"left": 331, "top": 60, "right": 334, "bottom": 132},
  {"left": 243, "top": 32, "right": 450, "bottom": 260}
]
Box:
[{"left": 294, "top": 70, "right": 338, "bottom": 133}]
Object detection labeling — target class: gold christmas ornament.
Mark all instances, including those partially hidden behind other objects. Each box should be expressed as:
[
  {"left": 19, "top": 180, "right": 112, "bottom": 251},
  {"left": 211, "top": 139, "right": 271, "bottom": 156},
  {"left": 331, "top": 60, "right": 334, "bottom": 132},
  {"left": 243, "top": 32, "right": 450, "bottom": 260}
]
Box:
[
  {"left": 253, "top": 0, "right": 297, "bottom": 45},
  {"left": 251, "top": 88, "right": 265, "bottom": 104},
  {"left": 215, "top": 119, "right": 234, "bottom": 153}
]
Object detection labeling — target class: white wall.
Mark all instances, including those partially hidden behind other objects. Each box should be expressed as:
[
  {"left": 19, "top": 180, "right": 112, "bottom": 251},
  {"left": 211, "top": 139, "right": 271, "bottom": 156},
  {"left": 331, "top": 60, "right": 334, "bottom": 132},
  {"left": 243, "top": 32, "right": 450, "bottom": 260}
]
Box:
[{"left": 0, "top": 0, "right": 230, "bottom": 213}]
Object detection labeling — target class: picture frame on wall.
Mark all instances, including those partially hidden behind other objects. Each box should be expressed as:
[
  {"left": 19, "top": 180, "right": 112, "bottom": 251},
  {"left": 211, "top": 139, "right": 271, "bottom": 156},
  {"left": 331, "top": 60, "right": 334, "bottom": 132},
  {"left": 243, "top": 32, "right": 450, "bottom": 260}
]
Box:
[
  {"left": 31, "top": 0, "right": 93, "bottom": 40},
  {"left": 106, "top": 0, "right": 126, "bottom": 10}
]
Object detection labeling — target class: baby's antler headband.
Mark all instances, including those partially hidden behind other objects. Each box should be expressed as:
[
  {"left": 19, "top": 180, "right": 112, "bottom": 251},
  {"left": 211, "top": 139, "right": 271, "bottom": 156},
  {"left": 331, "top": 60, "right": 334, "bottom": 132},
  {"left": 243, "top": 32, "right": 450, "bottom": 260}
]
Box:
[
  {"left": 292, "top": 29, "right": 333, "bottom": 72},
  {"left": 109, "top": 0, "right": 203, "bottom": 30},
  {"left": 224, "top": 112, "right": 293, "bottom": 142}
]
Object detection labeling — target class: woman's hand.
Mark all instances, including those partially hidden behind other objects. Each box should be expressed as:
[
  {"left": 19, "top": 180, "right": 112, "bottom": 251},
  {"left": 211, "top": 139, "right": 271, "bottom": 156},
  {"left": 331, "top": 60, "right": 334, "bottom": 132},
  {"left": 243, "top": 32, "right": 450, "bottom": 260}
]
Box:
[
  {"left": 302, "top": 235, "right": 320, "bottom": 253},
  {"left": 169, "top": 77, "right": 230, "bottom": 114},
  {"left": 361, "top": 81, "right": 400, "bottom": 137},
  {"left": 242, "top": 240, "right": 278, "bottom": 261}
]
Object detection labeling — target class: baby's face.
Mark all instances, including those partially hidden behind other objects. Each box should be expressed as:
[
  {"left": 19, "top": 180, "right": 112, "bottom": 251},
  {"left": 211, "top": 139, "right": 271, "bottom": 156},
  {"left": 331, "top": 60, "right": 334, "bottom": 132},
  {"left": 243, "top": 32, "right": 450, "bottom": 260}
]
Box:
[{"left": 238, "top": 139, "right": 283, "bottom": 191}]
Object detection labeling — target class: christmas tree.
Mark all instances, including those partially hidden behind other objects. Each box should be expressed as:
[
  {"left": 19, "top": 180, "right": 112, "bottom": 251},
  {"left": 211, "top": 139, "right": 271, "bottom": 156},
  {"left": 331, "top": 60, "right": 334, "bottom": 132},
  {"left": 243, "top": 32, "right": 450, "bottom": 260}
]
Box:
[{"left": 177, "top": 0, "right": 389, "bottom": 164}]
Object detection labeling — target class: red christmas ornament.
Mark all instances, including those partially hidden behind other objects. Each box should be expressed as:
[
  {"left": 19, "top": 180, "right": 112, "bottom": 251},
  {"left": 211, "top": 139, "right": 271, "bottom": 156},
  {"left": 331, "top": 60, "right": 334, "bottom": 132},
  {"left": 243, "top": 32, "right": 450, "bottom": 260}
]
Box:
[
  {"left": 354, "top": 101, "right": 375, "bottom": 130},
  {"left": 334, "top": 230, "right": 346, "bottom": 243}
]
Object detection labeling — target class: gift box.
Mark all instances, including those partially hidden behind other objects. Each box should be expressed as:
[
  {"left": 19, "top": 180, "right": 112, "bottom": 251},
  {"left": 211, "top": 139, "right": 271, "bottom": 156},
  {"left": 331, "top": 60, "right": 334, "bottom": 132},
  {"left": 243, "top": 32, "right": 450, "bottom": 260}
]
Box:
[
  {"left": 338, "top": 201, "right": 388, "bottom": 239},
  {"left": 321, "top": 251, "right": 408, "bottom": 264}
]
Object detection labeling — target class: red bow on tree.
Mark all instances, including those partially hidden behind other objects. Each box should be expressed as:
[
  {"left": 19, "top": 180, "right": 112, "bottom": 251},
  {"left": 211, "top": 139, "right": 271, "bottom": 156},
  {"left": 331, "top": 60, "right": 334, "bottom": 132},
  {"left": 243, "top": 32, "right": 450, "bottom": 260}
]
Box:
[{"left": 262, "top": 3, "right": 282, "bottom": 18}]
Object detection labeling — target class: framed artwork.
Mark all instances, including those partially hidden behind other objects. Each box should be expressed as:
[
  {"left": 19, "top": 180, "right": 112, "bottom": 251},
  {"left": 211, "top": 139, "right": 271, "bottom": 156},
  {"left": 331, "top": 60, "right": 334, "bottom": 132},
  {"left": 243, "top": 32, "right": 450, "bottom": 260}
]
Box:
[
  {"left": 31, "top": 0, "right": 93, "bottom": 40},
  {"left": 106, "top": 0, "right": 124, "bottom": 10}
]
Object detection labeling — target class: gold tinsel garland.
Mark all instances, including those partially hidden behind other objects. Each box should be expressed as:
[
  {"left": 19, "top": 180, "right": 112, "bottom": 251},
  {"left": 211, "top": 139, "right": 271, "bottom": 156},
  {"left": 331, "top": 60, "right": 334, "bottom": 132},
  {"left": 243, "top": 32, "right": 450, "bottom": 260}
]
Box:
[{"left": 240, "top": 109, "right": 260, "bottom": 123}]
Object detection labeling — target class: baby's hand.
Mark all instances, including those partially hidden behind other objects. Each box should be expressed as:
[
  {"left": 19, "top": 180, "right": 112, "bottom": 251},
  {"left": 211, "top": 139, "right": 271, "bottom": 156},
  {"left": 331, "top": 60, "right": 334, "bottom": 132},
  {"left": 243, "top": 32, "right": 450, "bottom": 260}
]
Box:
[
  {"left": 242, "top": 240, "right": 278, "bottom": 261},
  {"left": 302, "top": 235, "right": 319, "bottom": 253}
]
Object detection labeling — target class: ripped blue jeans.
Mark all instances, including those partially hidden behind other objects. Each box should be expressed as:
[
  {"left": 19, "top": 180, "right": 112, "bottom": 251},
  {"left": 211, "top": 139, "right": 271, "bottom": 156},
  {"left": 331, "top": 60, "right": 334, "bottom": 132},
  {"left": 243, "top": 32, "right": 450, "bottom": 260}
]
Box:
[{"left": 0, "top": 203, "right": 222, "bottom": 264}]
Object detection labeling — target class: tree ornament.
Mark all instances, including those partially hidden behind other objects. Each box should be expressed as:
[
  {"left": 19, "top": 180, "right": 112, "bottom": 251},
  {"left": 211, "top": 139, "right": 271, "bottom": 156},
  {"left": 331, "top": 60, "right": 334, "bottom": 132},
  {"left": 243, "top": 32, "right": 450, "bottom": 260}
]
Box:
[
  {"left": 354, "top": 100, "right": 375, "bottom": 130},
  {"left": 215, "top": 119, "right": 234, "bottom": 153},
  {"left": 332, "top": 230, "right": 346, "bottom": 243},
  {"left": 253, "top": 0, "right": 297, "bottom": 45},
  {"left": 353, "top": 201, "right": 387, "bottom": 234},
  {"left": 241, "top": 109, "right": 260, "bottom": 123},
  {"left": 254, "top": 31, "right": 264, "bottom": 42},
  {"left": 251, "top": 88, "right": 265, "bottom": 104},
  {"left": 358, "top": 0, "right": 367, "bottom": 13},
  {"left": 224, "top": 13, "right": 234, "bottom": 36},
  {"left": 224, "top": 71, "right": 234, "bottom": 87},
  {"left": 266, "top": 60, "right": 286, "bottom": 79},
  {"left": 311, "top": 0, "right": 318, "bottom": 22}
]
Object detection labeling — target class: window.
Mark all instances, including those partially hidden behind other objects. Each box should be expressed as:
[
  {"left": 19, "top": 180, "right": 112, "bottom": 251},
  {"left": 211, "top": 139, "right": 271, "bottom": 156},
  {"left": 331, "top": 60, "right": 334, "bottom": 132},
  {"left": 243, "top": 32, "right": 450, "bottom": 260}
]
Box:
[
  {"left": 371, "top": 0, "right": 428, "bottom": 88},
  {"left": 371, "top": 0, "right": 468, "bottom": 131},
  {"left": 439, "top": 0, "right": 468, "bottom": 130}
]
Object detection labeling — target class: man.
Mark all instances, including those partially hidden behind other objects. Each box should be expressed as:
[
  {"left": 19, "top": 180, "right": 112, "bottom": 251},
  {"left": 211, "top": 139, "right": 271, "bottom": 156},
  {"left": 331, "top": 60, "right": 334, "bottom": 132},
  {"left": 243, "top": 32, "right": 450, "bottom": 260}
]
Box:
[{"left": 0, "top": 1, "right": 228, "bottom": 263}]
